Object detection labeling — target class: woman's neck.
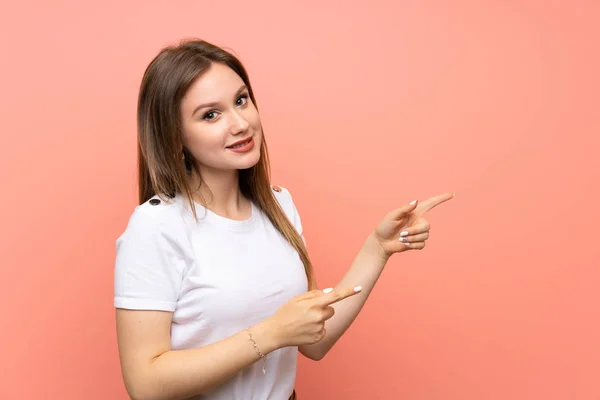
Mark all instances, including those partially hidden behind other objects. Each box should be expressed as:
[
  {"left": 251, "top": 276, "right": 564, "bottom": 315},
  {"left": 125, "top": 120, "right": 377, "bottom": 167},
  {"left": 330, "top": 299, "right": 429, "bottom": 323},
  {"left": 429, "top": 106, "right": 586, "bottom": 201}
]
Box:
[{"left": 189, "top": 167, "right": 252, "bottom": 221}]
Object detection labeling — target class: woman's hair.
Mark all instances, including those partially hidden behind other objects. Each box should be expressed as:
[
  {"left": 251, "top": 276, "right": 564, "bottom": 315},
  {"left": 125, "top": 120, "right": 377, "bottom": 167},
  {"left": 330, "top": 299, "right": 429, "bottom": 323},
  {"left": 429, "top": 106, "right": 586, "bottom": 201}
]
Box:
[{"left": 136, "top": 38, "right": 315, "bottom": 289}]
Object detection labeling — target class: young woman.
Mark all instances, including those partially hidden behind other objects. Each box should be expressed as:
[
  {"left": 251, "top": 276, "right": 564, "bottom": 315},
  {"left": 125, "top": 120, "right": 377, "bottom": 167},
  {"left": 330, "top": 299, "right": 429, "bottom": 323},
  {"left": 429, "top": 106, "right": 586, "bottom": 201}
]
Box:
[{"left": 114, "top": 38, "right": 454, "bottom": 400}]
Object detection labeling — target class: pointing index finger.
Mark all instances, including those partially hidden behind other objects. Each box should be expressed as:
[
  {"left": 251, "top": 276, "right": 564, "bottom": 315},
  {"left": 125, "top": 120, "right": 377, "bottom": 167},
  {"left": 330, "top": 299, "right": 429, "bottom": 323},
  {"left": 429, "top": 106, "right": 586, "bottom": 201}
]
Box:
[
  {"left": 416, "top": 192, "right": 455, "bottom": 214},
  {"left": 312, "top": 286, "right": 363, "bottom": 307}
]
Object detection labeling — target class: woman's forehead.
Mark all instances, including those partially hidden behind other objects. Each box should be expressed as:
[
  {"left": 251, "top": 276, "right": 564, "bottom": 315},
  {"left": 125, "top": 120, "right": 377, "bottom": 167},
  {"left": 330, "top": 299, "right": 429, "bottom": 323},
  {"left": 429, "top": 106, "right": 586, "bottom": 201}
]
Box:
[{"left": 186, "top": 63, "right": 244, "bottom": 102}]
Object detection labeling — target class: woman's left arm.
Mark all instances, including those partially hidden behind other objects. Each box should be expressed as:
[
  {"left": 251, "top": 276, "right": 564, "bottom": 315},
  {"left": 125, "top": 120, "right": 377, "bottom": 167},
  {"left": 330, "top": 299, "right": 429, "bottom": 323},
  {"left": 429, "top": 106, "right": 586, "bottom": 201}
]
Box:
[{"left": 299, "top": 192, "right": 454, "bottom": 361}]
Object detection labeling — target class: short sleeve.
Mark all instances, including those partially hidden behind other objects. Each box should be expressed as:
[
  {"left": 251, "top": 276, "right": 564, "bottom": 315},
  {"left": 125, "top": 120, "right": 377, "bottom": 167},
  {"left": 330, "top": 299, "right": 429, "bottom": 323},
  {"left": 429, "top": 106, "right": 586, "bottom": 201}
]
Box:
[
  {"left": 289, "top": 193, "right": 305, "bottom": 243},
  {"left": 114, "top": 207, "right": 185, "bottom": 312},
  {"left": 273, "top": 185, "right": 305, "bottom": 241}
]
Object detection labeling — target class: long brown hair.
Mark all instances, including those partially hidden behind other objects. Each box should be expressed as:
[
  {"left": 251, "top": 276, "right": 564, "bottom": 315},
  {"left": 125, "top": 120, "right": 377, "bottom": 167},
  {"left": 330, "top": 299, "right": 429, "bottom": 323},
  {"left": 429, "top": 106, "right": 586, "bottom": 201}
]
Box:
[{"left": 136, "top": 38, "right": 315, "bottom": 289}]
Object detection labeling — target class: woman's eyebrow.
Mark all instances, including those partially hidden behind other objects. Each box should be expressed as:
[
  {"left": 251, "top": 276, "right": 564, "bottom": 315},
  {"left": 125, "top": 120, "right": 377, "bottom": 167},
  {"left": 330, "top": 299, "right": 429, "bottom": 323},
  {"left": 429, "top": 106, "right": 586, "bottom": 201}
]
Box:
[{"left": 191, "top": 85, "right": 248, "bottom": 117}]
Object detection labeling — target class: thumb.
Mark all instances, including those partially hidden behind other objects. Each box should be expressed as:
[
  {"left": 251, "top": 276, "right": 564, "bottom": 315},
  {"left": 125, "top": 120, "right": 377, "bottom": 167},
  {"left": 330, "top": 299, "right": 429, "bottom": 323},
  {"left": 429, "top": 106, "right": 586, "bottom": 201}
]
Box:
[{"left": 387, "top": 199, "right": 418, "bottom": 221}]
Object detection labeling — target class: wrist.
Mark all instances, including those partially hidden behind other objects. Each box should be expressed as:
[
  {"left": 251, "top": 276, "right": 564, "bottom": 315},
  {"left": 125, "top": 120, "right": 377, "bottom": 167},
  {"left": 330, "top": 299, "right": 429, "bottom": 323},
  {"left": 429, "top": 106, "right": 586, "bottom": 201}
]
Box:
[
  {"left": 250, "top": 319, "right": 282, "bottom": 354},
  {"left": 365, "top": 232, "right": 391, "bottom": 263}
]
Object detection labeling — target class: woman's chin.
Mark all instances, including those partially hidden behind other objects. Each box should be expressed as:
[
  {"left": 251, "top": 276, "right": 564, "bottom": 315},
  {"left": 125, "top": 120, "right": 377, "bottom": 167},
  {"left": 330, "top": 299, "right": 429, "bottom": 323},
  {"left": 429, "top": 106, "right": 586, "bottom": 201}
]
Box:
[{"left": 234, "top": 153, "right": 261, "bottom": 170}]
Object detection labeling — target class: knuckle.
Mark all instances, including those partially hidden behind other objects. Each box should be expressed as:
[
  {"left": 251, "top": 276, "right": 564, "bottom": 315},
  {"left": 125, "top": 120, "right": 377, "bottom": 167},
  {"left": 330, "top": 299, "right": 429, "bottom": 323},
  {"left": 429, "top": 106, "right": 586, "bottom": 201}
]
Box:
[
  {"left": 319, "top": 328, "right": 327, "bottom": 340},
  {"left": 312, "top": 330, "right": 325, "bottom": 343}
]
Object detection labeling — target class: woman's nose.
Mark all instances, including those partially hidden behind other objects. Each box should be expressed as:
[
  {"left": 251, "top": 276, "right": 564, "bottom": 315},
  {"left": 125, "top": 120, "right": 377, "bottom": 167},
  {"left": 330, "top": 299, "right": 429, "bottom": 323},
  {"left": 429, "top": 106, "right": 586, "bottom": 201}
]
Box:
[{"left": 230, "top": 110, "right": 250, "bottom": 134}]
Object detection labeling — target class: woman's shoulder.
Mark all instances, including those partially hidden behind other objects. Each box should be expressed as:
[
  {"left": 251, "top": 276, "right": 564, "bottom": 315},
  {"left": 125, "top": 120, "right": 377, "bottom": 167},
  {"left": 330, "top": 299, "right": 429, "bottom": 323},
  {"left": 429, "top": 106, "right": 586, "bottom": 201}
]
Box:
[
  {"left": 137, "top": 194, "right": 184, "bottom": 214},
  {"left": 120, "top": 194, "right": 190, "bottom": 240},
  {"left": 270, "top": 184, "right": 303, "bottom": 232},
  {"left": 271, "top": 184, "right": 294, "bottom": 203},
  {"left": 271, "top": 184, "right": 299, "bottom": 210}
]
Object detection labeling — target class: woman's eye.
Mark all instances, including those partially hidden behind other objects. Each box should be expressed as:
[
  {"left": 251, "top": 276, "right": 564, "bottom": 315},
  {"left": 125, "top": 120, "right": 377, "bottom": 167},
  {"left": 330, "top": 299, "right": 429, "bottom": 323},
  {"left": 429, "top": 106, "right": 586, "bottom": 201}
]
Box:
[
  {"left": 203, "top": 111, "right": 217, "bottom": 121},
  {"left": 236, "top": 94, "right": 249, "bottom": 106},
  {"left": 202, "top": 95, "right": 248, "bottom": 120}
]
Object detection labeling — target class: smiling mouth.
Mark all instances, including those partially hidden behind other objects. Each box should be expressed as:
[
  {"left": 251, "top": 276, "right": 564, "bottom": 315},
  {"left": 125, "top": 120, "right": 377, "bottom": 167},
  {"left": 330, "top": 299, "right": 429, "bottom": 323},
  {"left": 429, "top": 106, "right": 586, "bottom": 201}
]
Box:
[{"left": 226, "top": 137, "right": 252, "bottom": 149}]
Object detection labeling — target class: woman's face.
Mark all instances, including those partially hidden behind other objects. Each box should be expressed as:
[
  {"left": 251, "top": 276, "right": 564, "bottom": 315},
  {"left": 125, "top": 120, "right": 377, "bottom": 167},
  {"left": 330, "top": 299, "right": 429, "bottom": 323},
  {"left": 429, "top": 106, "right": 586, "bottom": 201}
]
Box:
[{"left": 180, "top": 62, "right": 262, "bottom": 174}]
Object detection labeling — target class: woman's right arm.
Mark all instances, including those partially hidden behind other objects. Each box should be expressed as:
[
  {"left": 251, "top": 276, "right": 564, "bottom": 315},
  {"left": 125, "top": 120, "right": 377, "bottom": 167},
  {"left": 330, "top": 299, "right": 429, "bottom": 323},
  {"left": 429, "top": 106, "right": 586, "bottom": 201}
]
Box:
[
  {"left": 116, "top": 309, "right": 279, "bottom": 400},
  {"left": 115, "top": 206, "right": 361, "bottom": 399}
]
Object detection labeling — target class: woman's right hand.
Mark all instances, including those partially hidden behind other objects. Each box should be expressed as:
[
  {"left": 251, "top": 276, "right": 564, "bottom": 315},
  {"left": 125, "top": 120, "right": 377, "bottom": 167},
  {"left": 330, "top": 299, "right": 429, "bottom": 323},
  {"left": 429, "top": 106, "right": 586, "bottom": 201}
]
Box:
[{"left": 264, "top": 287, "right": 363, "bottom": 348}]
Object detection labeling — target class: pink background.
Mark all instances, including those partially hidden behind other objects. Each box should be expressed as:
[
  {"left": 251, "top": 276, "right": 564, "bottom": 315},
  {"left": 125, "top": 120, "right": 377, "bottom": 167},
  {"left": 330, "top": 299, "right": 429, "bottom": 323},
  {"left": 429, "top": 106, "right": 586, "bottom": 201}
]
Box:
[{"left": 1, "top": 1, "right": 599, "bottom": 398}]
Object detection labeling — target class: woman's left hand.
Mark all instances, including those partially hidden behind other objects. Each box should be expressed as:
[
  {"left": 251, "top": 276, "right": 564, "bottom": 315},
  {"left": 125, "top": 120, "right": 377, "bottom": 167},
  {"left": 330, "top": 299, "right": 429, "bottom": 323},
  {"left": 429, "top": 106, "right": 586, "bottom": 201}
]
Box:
[{"left": 373, "top": 192, "right": 455, "bottom": 258}]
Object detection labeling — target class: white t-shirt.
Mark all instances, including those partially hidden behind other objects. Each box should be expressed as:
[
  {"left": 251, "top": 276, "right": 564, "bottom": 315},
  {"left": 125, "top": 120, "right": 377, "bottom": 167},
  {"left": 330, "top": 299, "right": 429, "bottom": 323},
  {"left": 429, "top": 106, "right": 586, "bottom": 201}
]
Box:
[{"left": 114, "top": 186, "right": 308, "bottom": 400}]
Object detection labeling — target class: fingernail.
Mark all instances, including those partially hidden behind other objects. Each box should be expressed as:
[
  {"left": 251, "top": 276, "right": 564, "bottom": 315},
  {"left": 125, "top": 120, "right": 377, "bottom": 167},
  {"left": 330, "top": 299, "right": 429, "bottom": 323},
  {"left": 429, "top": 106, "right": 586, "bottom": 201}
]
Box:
[
  {"left": 354, "top": 286, "right": 363, "bottom": 292},
  {"left": 399, "top": 237, "right": 408, "bottom": 242},
  {"left": 409, "top": 200, "right": 417, "bottom": 205},
  {"left": 322, "top": 288, "right": 333, "bottom": 293},
  {"left": 400, "top": 231, "right": 409, "bottom": 237},
  {"left": 404, "top": 242, "right": 411, "bottom": 246}
]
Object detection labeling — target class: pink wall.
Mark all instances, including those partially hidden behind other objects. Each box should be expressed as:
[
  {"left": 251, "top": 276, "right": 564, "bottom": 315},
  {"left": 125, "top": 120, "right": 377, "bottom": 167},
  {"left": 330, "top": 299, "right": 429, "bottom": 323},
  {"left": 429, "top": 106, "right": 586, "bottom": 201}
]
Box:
[{"left": 1, "top": 1, "right": 599, "bottom": 398}]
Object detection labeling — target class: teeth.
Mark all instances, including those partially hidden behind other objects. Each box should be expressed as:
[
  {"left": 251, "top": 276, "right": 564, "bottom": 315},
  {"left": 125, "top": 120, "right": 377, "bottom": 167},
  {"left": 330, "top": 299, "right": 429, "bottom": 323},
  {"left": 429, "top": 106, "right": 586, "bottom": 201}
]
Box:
[{"left": 230, "top": 139, "right": 250, "bottom": 149}]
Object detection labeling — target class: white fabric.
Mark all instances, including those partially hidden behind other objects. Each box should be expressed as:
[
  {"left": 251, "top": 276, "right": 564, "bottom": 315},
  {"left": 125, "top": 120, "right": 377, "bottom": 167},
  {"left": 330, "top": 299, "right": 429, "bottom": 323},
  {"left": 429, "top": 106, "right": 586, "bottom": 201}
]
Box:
[{"left": 114, "top": 186, "right": 308, "bottom": 400}]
